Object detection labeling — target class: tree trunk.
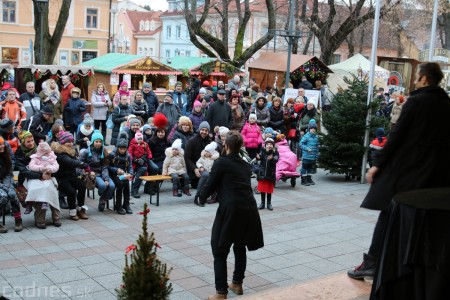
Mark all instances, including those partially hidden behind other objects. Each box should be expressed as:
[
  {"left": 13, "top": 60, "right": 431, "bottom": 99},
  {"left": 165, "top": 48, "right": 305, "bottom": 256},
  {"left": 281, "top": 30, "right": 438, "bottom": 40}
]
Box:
[
  {"left": 33, "top": 0, "right": 72, "bottom": 65},
  {"left": 347, "top": 31, "right": 355, "bottom": 57},
  {"left": 438, "top": 12, "right": 450, "bottom": 50}
]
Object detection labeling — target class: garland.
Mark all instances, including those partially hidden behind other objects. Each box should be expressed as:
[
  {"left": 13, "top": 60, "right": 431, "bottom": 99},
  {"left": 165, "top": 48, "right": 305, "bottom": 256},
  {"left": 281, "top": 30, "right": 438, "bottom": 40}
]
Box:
[
  {"left": 34, "top": 69, "right": 93, "bottom": 83},
  {"left": 290, "top": 60, "right": 327, "bottom": 81}
]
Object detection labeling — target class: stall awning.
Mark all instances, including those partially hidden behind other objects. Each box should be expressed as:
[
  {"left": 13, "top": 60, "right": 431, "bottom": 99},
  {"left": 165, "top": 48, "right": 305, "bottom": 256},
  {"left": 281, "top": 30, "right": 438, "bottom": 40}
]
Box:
[
  {"left": 248, "top": 53, "right": 333, "bottom": 74},
  {"left": 17, "top": 64, "right": 93, "bottom": 75},
  {"left": 79, "top": 53, "right": 142, "bottom": 74},
  {"left": 112, "top": 57, "right": 181, "bottom": 75}
]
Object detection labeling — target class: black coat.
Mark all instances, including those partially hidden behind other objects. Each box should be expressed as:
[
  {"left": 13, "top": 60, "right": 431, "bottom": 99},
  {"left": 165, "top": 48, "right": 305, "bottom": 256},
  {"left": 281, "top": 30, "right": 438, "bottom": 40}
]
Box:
[
  {"left": 53, "top": 144, "right": 87, "bottom": 181},
  {"left": 142, "top": 90, "right": 159, "bottom": 117},
  {"left": 15, "top": 146, "right": 41, "bottom": 185},
  {"left": 148, "top": 137, "right": 170, "bottom": 166},
  {"left": 111, "top": 103, "right": 134, "bottom": 145},
  {"left": 361, "top": 86, "right": 450, "bottom": 211},
  {"left": 256, "top": 149, "right": 279, "bottom": 182},
  {"left": 23, "top": 113, "right": 48, "bottom": 143},
  {"left": 199, "top": 154, "right": 264, "bottom": 252},
  {"left": 184, "top": 133, "right": 211, "bottom": 177},
  {"left": 268, "top": 106, "right": 286, "bottom": 133},
  {"left": 171, "top": 128, "right": 194, "bottom": 149},
  {"left": 207, "top": 100, "right": 232, "bottom": 130},
  {"left": 108, "top": 149, "right": 133, "bottom": 176}
]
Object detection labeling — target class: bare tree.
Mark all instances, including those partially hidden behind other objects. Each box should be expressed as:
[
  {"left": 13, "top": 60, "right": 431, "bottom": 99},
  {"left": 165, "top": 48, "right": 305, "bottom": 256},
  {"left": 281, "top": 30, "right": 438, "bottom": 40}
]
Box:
[
  {"left": 184, "top": 0, "right": 276, "bottom": 67},
  {"left": 33, "top": 0, "right": 72, "bottom": 64},
  {"left": 301, "top": 0, "right": 401, "bottom": 65}
]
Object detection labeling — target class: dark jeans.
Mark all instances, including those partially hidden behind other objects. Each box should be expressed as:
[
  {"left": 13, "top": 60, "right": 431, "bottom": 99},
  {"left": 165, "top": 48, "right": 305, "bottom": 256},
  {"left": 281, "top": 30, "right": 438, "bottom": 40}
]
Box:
[
  {"left": 195, "top": 170, "right": 209, "bottom": 196},
  {"left": 171, "top": 173, "right": 189, "bottom": 190},
  {"left": 368, "top": 210, "right": 388, "bottom": 257},
  {"left": 246, "top": 147, "right": 258, "bottom": 160},
  {"left": 94, "top": 119, "right": 107, "bottom": 139},
  {"left": 111, "top": 176, "right": 130, "bottom": 208},
  {"left": 58, "top": 178, "right": 86, "bottom": 209},
  {"left": 213, "top": 244, "right": 247, "bottom": 293}
]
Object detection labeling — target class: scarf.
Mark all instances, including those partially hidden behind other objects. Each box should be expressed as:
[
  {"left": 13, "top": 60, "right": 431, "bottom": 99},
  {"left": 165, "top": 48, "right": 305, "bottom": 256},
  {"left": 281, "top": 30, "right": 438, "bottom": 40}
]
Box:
[
  {"left": 118, "top": 89, "right": 130, "bottom": 96},
  {"left": 306, "top": 107, "right": 317, "bottom": 118},
  {"left": 21, "top": 144, "right": 37, "bottom": 159}
]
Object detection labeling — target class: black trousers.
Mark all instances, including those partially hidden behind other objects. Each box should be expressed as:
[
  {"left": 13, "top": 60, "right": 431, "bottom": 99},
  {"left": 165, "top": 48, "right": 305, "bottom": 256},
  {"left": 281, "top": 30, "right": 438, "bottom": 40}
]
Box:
[
  {"left": 212, "top": 243, "right": 247, "bottom": 293},
  {"left": 94, "top": 119, "right": 107, "bottom": 138},
  {"left": 368, "top": 210, "right": 388, "bottom": 257},
  {"left": 111, "top": 176, "right": 130, "bottom": 208},
  {"left": 58, "top": 178, "right": 86, "bottom": 209}
]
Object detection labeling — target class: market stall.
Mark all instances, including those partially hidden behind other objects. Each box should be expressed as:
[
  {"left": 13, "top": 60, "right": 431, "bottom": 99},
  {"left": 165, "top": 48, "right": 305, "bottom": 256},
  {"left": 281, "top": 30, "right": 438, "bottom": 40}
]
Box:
[{"left": 248, "top": 53, "right": 332, "bottom": 91}]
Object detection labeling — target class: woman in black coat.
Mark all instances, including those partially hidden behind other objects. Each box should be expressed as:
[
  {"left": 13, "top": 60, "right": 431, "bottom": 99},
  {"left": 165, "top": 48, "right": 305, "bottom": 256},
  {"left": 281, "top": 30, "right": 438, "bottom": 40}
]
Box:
[
  {"left": 200, "top": 131, "right": 263, "bottom": 299},
  {"left": 267, "top": 97, "right": 286, "bottom": 134},
  {"left": 111, "top": 94, "right": 134, "bottom": 145}
]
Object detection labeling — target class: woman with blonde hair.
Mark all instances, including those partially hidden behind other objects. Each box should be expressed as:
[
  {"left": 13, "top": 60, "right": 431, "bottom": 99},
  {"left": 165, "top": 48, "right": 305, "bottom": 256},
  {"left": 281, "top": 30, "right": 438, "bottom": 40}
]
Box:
[
  {"left": 39, "top": 78, "right": 62, "bottom": 119},
  {"left": 91, "top": 82, "right": 111, "bottom": 140},
  {"left": 171, "top": 116, "right": 194, "bottom": 149}
]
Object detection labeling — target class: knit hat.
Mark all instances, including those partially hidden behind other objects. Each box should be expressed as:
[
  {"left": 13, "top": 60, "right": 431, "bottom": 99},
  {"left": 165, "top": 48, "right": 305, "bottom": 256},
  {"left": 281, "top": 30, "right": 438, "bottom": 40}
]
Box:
[
  {"left": 59, "top": 131, "right": 74, "bottom": 144},
  {"left": 154, "top": 113, "right": 168, "bottom": 129},
  {"left": 142, "top": 82, "right": 151, "bottom": 88},
  {"left": 165, "top": 91, "right": 173, "bottom": 98},
  {"left": 120, "top": 81, "right": 128, "bottom": 87},
  {"left": 218, "top": 126, "right": 230, "bottom": 137},
  {"left": 41, "top": 105, "right": 54, "bottom": 115},
  {"left": 116, "top": 132, "right": 128, "bottom": 148},
  {"left": 248, "top": 113, "right": 257, "bottom": 121},
  {"left": 172, "top": 139, "right": 182, "bottom": 151},
  {"left": 204, "top": 142, "right": 217, "bottom": 154},
  {"left": 129, "top": 118, "right": 141, "bottom": 127},
  {"left": 307, "top": 97, "right": 317, "bottom": 107},
  {"left": 175, "top": 81, "right": 182, "bottom": 87},
  {"left": 142, "top": 124, "right": 152, "bottom": 133},
  {"left": 204, "top": 94, "right": 212, "bottom": 102},
  {"left": 198, "top": 121, "right": 210, "bottom": 132},
  {"left": 193, "top": 100, "right": 202, "bottom": 108},
  {"left": 54, "top": 119, "right": 64, "bottom": 127},
  {"left": 89, "top": 130, "right": 104, "bottom": 158},
  {"left": 308, "top": 119, "right": 317, "bottom": 130},
  {"left": 264, "top": 127, "right": 274, "bottom": 135},
  {"left": 264, "top": 138, "right": 275, "bottom": 145},
  {"left": 376, "top": 127, "right": 385, "bottom": 138},
  {"left": 18, "top": 130, "right": 33, "bottom": 143},
  {"left": 36, "top": 142, "right": 51, "bottom": 156},
  {"left": 135, "top": 132, "right": 144, "bottom": 141},
  {"left": 199, "top": 87, "right": 207, "bottom": 94},
  {"left": 203, "top": 80, "right": 210, "bottom": 86},
  {"left": 0, "top": 118, "right": 14, "bottom": 132},
  {"left": 83, "top": 114, "right": 94, "bottom": 126}
]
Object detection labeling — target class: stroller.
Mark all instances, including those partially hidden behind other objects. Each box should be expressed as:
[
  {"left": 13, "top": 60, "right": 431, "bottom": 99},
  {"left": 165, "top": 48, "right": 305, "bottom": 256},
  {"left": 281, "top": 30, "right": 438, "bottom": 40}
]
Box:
[{"left": 275, "top": 138, "right": 300, "bottom": 187}]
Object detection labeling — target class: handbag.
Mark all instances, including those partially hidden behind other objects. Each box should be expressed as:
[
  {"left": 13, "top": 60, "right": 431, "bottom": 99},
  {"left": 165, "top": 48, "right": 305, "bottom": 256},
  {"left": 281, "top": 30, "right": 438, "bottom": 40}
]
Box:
[
  {"left": 15, "top": 185, "right": 28, "bottom": 207},
  {"left": 106, "top": 114, "right": 114, "bottom": 129}
]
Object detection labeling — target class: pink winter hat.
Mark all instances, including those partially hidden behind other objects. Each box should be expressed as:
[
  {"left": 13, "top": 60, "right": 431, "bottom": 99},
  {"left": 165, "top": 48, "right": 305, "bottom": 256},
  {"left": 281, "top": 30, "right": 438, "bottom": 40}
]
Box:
[
  {"left": 193, "top": 100, "right": 202, "bottom": 108},
  {"left": 135, "top": 132, "right": 143, "bottom": 140}
]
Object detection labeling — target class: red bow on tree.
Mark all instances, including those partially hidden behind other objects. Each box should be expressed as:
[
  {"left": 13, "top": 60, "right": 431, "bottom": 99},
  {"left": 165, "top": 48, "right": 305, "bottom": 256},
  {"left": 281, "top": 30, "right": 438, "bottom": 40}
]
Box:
[
  {"left": 125, "top": 244, "right": 136, "bottom": 254},
  {"left": 138, "top": 208, "right": 151, "bottom": 216}
]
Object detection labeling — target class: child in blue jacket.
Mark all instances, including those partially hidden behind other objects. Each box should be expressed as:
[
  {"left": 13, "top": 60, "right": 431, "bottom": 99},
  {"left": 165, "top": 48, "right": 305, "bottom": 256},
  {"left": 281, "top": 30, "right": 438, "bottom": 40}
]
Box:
[{"left": 299, "top": 119, "right": 319, "bottom": 186}]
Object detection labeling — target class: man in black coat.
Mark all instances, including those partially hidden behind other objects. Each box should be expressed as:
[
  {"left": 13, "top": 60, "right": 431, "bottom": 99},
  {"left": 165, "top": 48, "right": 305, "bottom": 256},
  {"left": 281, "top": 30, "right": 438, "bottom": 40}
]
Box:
[
  {"left": 200, "top": 131, "right": 264, "bottom": 300},
  {"left": 142, "top": 82, "right": 159, "bottom": 117},
  {"left": 348, "top": 62, "right": 450, "bottom": 281},
  {"left": 207, "top": 90, "right": 232, "bottom": 130},
  {"left": 23, "top": 105, "right": 54, "bottom": 143},
  {"left": 184, "top": 121, "right": 211, "bottom": 189}
]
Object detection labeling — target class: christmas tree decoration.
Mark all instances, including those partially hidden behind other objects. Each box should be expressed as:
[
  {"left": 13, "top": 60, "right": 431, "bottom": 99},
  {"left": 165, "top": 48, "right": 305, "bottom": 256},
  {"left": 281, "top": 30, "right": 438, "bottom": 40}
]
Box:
[
  {"left": 116, "top": 203, "right": 172, "bottom": 300},
  {"left": 318, "top": 75, "right": 389, "bottom": 180}
]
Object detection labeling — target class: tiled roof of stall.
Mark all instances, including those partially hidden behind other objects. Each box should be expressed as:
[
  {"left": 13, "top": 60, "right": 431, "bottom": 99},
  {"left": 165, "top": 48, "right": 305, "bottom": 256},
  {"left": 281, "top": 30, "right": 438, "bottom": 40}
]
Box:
[
  {"left": 79, "top": 53, "right": 143, "bottom": 74},
  {"left": 161, "top": 56, "right": 216, "bottom": 71}
]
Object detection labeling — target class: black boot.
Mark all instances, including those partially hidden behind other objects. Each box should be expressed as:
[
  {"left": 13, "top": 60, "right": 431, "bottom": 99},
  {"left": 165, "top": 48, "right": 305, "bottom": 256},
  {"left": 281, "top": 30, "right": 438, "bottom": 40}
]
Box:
[
  {"left": 115, "top": 193, "right": 126, "bottom": 215},
  {"left": 267, "top": 199, "right": 273, "bottom": 211},
  {"left": 347, "top": 253, "right": 376, "bottom": 280},
  {"left": 59, "top": 196, "right": 69, "bottom": 209},
  {"left": 307, "top": 175, "right": 315, "bottom": 185},
  {"left": 194, "top": 195, "right": 204, "bottom": 207},
  {"left": 301, "top": 176, "right": 310, "bottom": 186},
  {"left": 258, "top": 200, "right": 265, "bottom": 210}
]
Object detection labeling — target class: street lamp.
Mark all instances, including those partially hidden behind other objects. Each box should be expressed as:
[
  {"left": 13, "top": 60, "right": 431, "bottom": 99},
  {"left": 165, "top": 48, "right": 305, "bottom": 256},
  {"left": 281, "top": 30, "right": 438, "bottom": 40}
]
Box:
[
  {"left": 110, "top": 4, "right": 118, "bottom": 53},
  {"left": 36, "top": 0, "right": 49, "bottom": 64}
]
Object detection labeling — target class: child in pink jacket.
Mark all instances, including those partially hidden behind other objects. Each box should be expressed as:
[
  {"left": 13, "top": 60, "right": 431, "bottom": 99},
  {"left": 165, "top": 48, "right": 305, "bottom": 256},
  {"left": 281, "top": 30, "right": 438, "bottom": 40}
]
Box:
[{"left": 241, "top": 113, "right": 262, "bottom": 159}]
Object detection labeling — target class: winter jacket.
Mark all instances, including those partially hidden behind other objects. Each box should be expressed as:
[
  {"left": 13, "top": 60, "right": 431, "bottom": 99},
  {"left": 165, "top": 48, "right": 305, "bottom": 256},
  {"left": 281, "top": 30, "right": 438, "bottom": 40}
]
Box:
[
  {"left": 362, "top": 85, "right": 450, "bottom": 211},
  {"left": 148, "top": 137, "right": 170, "bottom": 165},
  {"left": 64, "top": 97, "right": 86, "bottom": 126},
  {"left": 241, "top": 122, "right": 262, "bottom": 149},
  {"left": 390, "top": 102, "right": 403, "bottom": 125},
  {"left": 189, "top": 110, "right": 206, "bottom": 132},
  {"left": 171, "top": 128, "right": 194, "bottom": 149},
  {"left": 53, "top": 144, "right": 87, "bottom": 181},
  {"left": 299, "top": 80, "right": 313, "bottom": 90},
  {"left": 300, "top": 132, "right": 319, "bottom": 161},
  {"left": 275, "top": 139, "right": 300, "bottom": 181},
  {"left": 230, "top": 103, "right": 245, "bottom": 131},
  {"left": 298, "top": 110, "right": 320, "bottom": 132},
  {"left": 256, "top": 148, "right": 279, "bottom": 182},
  {"left": 76, "top": 126, "right": 94, "bottom": 150},
  {"left": 0, "top": 100, "right": 26, "bottom": 127},
  {"left": 108, "top": 149, "right": 133, "bottom": 176},
  {"left": 162, "top": 148, "right": 187, "bottom": 175},
  {"left": 60, "top": 82, "right": 75, "bottom": 108},
  {"left": 142, "top": 89, "right": 159, "bottom": 117},
  {"left": 196, "top": 150, "right": 219, "bottom": 172},
  {"left": 207, "top": 100, "right": 232, "bottom": 130},
  {"left": 15, "top": 146, "right": 42, "bottom": 186},
  {"left": 184, "top": 133, "right": 211, "bottom": 176},
  {"left": 91, "top": 91, "right": 111, "bottom": 121},
  {"left": 24, "top": 113, "right": 49, "bottom": 143},
  {"left": 156, "top": 102, "right": 181, "bottom": 130},
  {"left": 111, "top": 103, "right": 134, "bottom": 145},
  {"left": 80, "top": 147, "right": 110, "bottom": 181},
  {"left": 128, "top": 138, "right": 152, "bottom": 170},
  {"left": 131, "top": 99, "right": 148, "bottom": 121},
  {"left": 199, "top": 153, "right": 264, "bottom": 252},
  {"left": 39, "top": 87, "right": 62, "bottom": 118},
  {"left": 173, "top": 91, "right": 189, "bottom": 116},
  {"left": 19, "top": 92, "right": 41, "bottom": 121},
  {"left": 369, "top": 137, "right": 387, "bottom": 167},
  {"left": 268, "top": 105, "right": 286, "bottom": 133},
  {"left": 249, "top": 105, "right": 270, "bottom": 127},
  {"left": 28, "top": 153, "right": 59, "bottom": 173}
]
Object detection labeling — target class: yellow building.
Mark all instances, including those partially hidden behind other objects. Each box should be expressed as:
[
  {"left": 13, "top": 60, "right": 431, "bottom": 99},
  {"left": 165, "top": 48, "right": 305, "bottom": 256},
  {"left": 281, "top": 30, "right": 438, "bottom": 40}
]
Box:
[{"left": 0, "top": 0, "right": 117, "bottom": 65}]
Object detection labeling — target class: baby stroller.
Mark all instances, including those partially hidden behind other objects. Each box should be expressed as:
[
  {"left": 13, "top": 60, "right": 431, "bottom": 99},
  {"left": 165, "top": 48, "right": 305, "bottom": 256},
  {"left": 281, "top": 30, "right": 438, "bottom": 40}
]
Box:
[{"left": 275, "top": 138, "right": 300, "bottom": 187}]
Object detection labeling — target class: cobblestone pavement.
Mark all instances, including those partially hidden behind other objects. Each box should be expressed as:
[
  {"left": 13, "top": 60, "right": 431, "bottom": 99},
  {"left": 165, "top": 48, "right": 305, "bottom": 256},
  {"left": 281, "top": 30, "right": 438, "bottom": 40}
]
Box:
[{"left": 0, "top": 169, "right": 376, "bottom": 299}]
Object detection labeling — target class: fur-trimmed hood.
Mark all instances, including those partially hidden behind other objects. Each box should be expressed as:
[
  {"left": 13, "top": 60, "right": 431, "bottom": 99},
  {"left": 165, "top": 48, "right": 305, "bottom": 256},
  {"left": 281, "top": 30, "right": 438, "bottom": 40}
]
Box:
[{"left": 52, "top": 142, "right": 77, "bottom": 157}]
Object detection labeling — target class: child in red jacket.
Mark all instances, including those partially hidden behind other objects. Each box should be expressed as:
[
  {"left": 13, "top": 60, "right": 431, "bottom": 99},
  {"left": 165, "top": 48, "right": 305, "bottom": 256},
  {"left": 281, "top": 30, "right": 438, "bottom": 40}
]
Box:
[{"left": 128, "top": 132, "right": 159, "bottom": 198}]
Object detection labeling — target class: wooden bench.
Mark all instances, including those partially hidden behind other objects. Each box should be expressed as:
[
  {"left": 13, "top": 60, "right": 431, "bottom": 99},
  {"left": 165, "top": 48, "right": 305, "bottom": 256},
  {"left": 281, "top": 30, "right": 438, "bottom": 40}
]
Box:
[{"left": 140, "top": 175, "right": 172, "bottom": 206}]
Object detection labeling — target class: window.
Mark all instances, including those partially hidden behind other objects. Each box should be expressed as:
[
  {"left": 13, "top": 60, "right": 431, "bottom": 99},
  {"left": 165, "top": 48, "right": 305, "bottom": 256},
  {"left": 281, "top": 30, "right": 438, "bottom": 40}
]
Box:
[
  {"left": 86, "top": 8, "right": 98, "bottom": 28},
  {"left": 139, "top": 47, "right": 143, "bottom": 55},
  {"left": 332, "top": 54, "right": 341, "bottom": 64},
  {"left": 166, "top": 25, "right": 171, "bottom": 39},
  {"left": 149, "top": 48, "right": 153, "bottom": 56},
  {"left": 145, "top": 20, "right": 150, "bottom": 31},
  {"left": 150, "top": 21, "right": 155, "bottom": 31},
  {"left": 174, "top": 49, "right": 180, "bottom": 56},
  {"left": 2, "top": 1, "right": 16, "bottom": 23},
  {"left": 185, "top": 50, "right": 191, "bottom": 57},
  {"left": 140, "top": 21, "right": 145, "bottom": 31},
  {"left": 82, "top": 51, "right": 97, "bottom": 63},
  {"left": 165, "top": 49, "right": 170, "bottom": 58},
  {"left": 176, "top": 25, "right": 181, "bottom": 38}
]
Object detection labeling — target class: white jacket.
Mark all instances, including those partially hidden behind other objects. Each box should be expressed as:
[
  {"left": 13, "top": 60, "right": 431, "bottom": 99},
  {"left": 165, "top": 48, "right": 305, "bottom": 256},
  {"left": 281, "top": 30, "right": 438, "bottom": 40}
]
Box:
[
  {"left": 196, "top": 150, "right": 219, "bottom": 172},
  {"left": 162, "top": 147, "right": 187, "bottom": 175}
]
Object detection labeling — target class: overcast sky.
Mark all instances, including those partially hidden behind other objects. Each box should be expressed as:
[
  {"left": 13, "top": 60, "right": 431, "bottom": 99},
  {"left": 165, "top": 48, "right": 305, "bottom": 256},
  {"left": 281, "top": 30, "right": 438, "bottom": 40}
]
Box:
[{"left": 132, "top": 0, "right": 168, "bottom": 11}]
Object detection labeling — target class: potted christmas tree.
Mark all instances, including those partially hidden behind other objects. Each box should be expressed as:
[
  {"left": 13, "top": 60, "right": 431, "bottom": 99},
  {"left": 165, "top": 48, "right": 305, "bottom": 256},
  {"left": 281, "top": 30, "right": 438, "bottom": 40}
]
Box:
[{"left": 117, "top": 203, "right": 172, "bottom": 299}]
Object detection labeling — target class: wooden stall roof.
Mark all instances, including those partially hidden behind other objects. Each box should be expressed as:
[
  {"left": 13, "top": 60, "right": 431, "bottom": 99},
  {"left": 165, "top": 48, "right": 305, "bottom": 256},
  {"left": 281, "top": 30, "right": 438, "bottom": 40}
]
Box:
[
  {"left": 247, "top": 53, "right": 333, "bottom": 74},
  {"left": 112, "top": 56, "right": 181, "bottom": 75}
]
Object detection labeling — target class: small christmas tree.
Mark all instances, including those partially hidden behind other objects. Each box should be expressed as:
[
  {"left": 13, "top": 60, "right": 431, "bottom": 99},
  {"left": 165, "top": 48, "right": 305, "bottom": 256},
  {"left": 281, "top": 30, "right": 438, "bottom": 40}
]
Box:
[
  {"left": 116, "top": 203, "right": 172, "bottom": 300},
  {"left": 318, "top": 75, "right": 388, "bottom": 180}
]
